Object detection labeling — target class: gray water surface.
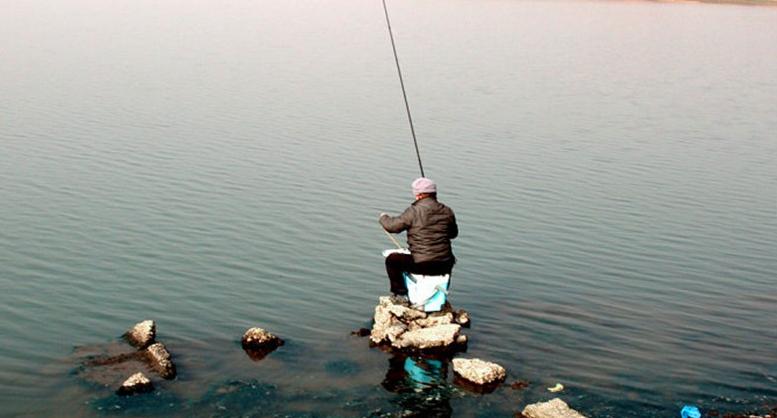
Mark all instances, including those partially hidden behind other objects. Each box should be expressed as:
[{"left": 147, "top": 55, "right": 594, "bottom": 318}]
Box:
[{"left": 1, "top": 0, "right": 776, "bottom": 417}]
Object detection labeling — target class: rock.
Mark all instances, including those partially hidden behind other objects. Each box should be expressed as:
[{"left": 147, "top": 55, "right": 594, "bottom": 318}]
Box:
[
  {"left": 124, "top": 320, "right": 156, "bottom": 349},
  {"left": 511, "top": 380, "right": 530, "bottom": 390},
  {"left": 454, "top": 309, "right": 470, "bottom": 327},
  {"left": 387, "top": 303, "right": 427, "bottom": 322},
  {"left": 452, "top": 358, "right": 506, "bottom": 386},
  {"left": 145, "top": 342, "right": 176, "bottom": 379},
  {"left": 116, "top": 372, "right": 153, "bottom": 395},
  {"left": 370, "top": 303, "right": 399, "bottom": 344},
  {"left": 411, "top": 313, "right": 453, "bottom": 329},
  {"left": 521, "top": 398, "right": 587, "bottom": 418},
  {"left": 241, "top": 327, "right": 284, "bottom": 352},
  {"left": 241, "top": 327, "right": 284, "bottom": 361},
  {"left": 394, "top": 324, "right": 462, "bottom": 350},
  {"left": 384, "top": 324, "right": 408, "bottom": 344},
  {"left": 351, "top": 328, "right": 371, "bottom": 337}
]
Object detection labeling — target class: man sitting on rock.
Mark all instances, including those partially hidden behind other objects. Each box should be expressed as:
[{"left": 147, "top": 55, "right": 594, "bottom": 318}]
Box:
[{"left": 379, "top": 177, "right": 458, "bottom": 305}]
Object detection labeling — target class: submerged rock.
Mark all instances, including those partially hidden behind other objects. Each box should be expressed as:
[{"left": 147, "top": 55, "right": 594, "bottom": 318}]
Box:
[
  {"left": 124, "top": 320, "right": 156, "bottom": 349},
  {"left": 145, "top": 342, "right": 176, "bottom": 379},
  {"left": 370, "top": 296, "right": 468, "bottom": 352},
  {"left": 451, "top": 358, "right": 506, "bottom": 386},
  {"left": 73, "top": 342, "right": 149, "bottom": 388},
  {"left": 521, "top": 398, "right": 588, "bottom": 418},
  {"left": 511, "top": 380, "right": 530, "bottom": 390},
  {"left": 116, "top": 372, "right": 153, "bottom": 395}
]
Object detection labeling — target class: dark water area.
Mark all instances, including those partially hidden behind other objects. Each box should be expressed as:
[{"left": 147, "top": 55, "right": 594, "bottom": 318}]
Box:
[{"left": 1, "top": 0, "right": 776, "bottom": 416}]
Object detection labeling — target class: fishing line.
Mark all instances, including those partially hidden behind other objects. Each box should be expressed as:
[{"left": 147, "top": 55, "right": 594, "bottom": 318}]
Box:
[{"left": 381, "top": 0, "right": 425, "bottom": 178}]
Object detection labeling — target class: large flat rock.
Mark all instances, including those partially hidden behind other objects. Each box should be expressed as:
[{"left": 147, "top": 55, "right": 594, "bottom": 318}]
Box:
[
  {"left": 393, "top": 324, "right": 462, "bottom": 350},
  {"left": 452, "top": 358, "right": 506, "bottom": 386}
]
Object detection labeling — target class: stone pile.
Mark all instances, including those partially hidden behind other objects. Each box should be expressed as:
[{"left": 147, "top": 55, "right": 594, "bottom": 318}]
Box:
[
  {"left": 114, "top": 320, "right": 177, "bottom": 395},
  {"left": 368, "top": 297, "right": 510, "bottom": 391},
  {"left": 370, "top": 296, "right": 470, "bottom": 352}
]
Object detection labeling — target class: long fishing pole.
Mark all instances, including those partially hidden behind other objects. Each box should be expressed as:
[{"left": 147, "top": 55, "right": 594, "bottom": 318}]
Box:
[
  {"left": 382, "top": 227, "right": 404, "bottom": 249},
  {"left": 381, "top": 0, "right": 425, "bottom": 178}
]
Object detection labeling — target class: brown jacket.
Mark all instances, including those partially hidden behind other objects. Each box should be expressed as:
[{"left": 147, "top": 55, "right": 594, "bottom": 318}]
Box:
[{"left": 380, "top": 197, "right": 458, "bottom": 263}]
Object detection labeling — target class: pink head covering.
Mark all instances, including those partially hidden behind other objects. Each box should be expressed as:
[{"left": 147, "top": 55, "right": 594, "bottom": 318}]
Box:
[{"left": 412, "top": 177, "right": 437, "bottom": 195}]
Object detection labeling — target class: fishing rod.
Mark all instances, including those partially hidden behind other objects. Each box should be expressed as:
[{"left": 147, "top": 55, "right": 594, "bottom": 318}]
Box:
[
  {"left": 382, "top": 227, "right": 404, "bottom": 249},
  {"left": 381, "top": 0, "right": 425, "bottom": 178}
]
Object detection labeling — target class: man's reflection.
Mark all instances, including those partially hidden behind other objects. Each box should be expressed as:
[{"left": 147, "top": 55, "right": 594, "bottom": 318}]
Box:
[{"left": 381, "top": 354, "right": 453, "bottom": 417}]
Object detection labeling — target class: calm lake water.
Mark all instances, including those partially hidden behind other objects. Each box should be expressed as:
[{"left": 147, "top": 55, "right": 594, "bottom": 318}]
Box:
[{"left": 1, "top": 0, "right": 776, "bottom": 416}]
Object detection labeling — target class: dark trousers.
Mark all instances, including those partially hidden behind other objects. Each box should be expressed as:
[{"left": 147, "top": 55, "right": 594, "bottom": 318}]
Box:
[{"left": 385, "top": 253, "right": 455, "bottom": 295}]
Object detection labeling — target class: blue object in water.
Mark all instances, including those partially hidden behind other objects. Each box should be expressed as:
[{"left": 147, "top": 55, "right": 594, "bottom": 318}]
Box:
[{"left": 681, "top": 405, "right": 701, "bottom": 418}]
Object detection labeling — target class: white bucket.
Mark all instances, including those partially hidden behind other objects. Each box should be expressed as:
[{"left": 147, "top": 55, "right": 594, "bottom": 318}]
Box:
[{"left": 382, "top": 249, "right": 451, "bottom": 312}]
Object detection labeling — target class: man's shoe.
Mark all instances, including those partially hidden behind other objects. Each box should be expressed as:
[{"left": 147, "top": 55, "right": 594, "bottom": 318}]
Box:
[{"left": 389, "top": 295, "right": 410, "bottom": 306}]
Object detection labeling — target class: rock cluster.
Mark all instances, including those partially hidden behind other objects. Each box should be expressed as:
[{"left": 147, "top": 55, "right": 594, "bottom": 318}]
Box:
[
  {"left": 521, "top": 398, "right": 588, "bottom": 418},
  {"left": 452, "top": 358, "right": 506, "bottom": 386},
  {"left": 79, "top": 320, "right": 286, "bottom": 397},
  {"left": 80, "top": 320, "right": 178, "bottom": 396},
  {"left": 116, "top": 372, "right": 153, "bottom": 396},
  {"left": 120, "top": 320, "right": 178, "bottom": 381},
  {"left": 370, "top": 296, "right": 469, "bottom": 352}
]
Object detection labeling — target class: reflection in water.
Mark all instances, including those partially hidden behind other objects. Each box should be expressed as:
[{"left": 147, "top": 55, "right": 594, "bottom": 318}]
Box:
[{"left": 381, "top": 354, "right": 453, "bottom": 418}]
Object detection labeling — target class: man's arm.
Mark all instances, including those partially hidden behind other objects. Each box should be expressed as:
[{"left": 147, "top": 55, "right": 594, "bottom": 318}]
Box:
[
  {"left": 380, "top": 206, "right": 414, "bottom": 233},
  {"left": 448, "top": 213, "right": 458, "bottom": 239}
]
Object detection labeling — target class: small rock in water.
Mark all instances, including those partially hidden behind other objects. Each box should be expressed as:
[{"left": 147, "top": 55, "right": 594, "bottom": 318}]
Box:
[
  {"left": 145, "top": 342, "right": 176, "bottom": 379},
  {"left": 521, "top": 398, "right": 588, "bottom": 418},
  {"left": 241, "top": 327, "right": 284, "bottom": 351},
  {"left": 116, "top": 372, "right": 153, "bottom": 395},
  {"left": 453, "top": 309, "right": 470, "bottom": 327},
  {"left": 451, "top": 358, "right": 506, "bottom": 386},
  {"left": 124, "top": 320, "right": 156, "bottom": 349},
  {"left": 351, "top": 328, "right": 371, "bottom": 337},
  {"left": 241, "top": 327, "right": 284, "bottom": 361}
]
